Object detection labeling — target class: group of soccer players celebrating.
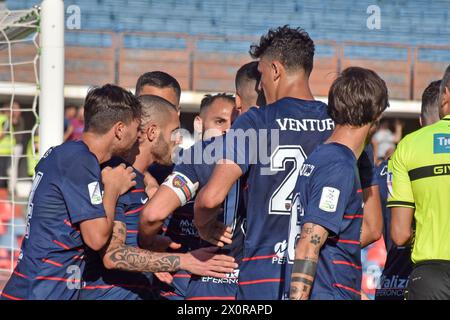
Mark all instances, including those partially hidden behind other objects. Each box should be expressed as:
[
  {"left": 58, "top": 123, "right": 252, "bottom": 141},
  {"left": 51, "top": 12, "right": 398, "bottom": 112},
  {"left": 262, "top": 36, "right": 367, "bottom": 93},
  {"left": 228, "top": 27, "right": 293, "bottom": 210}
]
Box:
[{"left": 1, "top": 25, "right": 449, "bottom": 300}]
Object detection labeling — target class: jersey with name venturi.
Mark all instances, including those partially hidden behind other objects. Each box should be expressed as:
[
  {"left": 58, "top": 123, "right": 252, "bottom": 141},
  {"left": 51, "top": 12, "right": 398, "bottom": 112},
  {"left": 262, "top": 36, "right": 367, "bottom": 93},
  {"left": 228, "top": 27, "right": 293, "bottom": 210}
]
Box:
[
  {"left": 287, "top": 143, "right": 364, "bottom": 300},
  {"left": 80, "top": 158, "right": 157, "bottom": 300},
  {"left": 162, "top": 135, "right": 246, "bottom": 300},
  {"left": 1, "top": 141, "right": 106, "bottom": 300},
  {"left": 223, "top": 97, "right": 335, "bottom": 300}
]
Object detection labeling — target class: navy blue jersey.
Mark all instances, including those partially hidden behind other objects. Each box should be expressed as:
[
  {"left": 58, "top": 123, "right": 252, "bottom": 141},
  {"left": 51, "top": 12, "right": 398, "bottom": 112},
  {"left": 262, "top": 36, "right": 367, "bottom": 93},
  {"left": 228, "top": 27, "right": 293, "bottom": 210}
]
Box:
[
  {"left": 222, "top": 98, "right": 335, "bottom": 300},
  {"left": 287, "top": 143, "right": 364, "bottom": 300},
  {"left": 358, "top": 144, "right": 378, "bottom": 189},
  {"left": 80, "top": 161, "right": 157, "bottom": 300},
  {"left": 1, "top": 141, "right": 106, "bottom": 300},
  {"left": 374, "top": 160, "right": 413, "bottom": 300},
  {"left": 161, "top": 136, "right": 245, "bottom": 300}
]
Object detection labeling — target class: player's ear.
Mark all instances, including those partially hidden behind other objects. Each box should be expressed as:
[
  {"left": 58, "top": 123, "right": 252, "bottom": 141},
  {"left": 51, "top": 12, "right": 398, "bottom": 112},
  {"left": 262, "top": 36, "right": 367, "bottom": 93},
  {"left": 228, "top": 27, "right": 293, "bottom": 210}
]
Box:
[
  {"left": 114, "top": 121, "right": 125, "bottom": 140},
  {"left": 235, "top": 94, "right": 242, "bottom": 114},
  {"left": 439, "top": 87, "right": 449, "bottom": 118},
  {"left": 272, "top": 60, "right": 283, "bottom": 82},
  {"left": 194, "top": 115, "right": 203, "bottom": 134},
  {"left": 146, "top": 123, "right": 158, "bottom": 142}
]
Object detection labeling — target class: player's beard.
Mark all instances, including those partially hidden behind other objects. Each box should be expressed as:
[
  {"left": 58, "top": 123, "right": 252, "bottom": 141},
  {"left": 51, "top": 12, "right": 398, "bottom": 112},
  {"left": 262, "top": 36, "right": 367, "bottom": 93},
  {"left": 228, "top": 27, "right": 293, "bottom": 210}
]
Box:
[{"left": 153, "top": 134, "right": 173, "bottom": 166}]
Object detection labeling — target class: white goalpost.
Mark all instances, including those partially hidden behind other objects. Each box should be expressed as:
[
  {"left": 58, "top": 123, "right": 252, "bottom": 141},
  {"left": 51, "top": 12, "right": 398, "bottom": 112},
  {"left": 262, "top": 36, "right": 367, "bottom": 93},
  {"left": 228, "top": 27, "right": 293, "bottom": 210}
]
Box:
[
  {"left": 0, "top": 0, "right": 64, "bottom": 276},
  {"left": 39, "top": 0, "right": 64, "bottom": 156}
]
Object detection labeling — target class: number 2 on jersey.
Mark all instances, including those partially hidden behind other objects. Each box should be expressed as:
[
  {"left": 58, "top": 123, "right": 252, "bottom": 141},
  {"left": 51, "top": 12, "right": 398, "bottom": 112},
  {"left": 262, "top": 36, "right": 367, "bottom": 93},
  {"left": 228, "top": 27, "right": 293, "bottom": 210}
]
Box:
[{"left": 269, "top": 146, "right": 306, "bottom": 215}]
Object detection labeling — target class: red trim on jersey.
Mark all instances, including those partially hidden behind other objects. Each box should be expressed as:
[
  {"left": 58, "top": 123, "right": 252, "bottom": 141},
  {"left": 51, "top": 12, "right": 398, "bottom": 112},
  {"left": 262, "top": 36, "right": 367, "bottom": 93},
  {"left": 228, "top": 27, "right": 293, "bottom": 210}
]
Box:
[
  {"left": 14, "top": 270, "right": 29, "bottom": 279},
  {"left": 125, "top": 205, "right": 145, "bottom": 215},
  {"left": 332, "top": 260, "right": 362, "bottom": 269},
  {"left": 239, "top": 278, "right": 282, "bottom": 286},
  {"left": 35, "top": 276, "right": 80, "bottom": 282},
  {"left": 161, "top": 227, "right": 168, "bottom": 232},
  {"left": 337, "top": 239, "right": 360, "bottom": 245},
  {"left": 1, "top": 292, "right": 24, "bottom": 300},
  {"left": 333, "top": 283, "right": 362, "bottom": 295},
  {"left": 72, "top": 255, "right": 83, "bottom": 260},
  {"left": 330, "top": 238, "right": 360, "bottom": 245},
  {"left": 42, "top": 259, "right": 63, "bottom": 267},
  {"left": 242, "top": 254, "right": 277, "bottom": 262},
  {"left": 357, "top": 189, "right": 363, "bottom": 193},
  {"left": 126, "top": 230, "right": 138, "bottom": 234},
  {"left": 343, "top": 214, "right": 363, "bottom": 219},
  {"left": 53, "top": 239, "right": 70, "bottom": 250},
  {"left": 131, "top": 189, "right": 145, "bottom": 193},
  {"left": 63, "top": 219, "right": 80, "bottom": 232},
  {"left": 186, "top": 296, "right": 235, "bottom": 300}
]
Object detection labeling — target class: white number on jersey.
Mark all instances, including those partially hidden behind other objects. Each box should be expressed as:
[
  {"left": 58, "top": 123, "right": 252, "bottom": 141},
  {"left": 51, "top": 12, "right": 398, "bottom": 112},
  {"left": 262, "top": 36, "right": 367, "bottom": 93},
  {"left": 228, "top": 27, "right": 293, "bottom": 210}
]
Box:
[{"left": 269, "top": 146, "right": 307, "bottom": 215}]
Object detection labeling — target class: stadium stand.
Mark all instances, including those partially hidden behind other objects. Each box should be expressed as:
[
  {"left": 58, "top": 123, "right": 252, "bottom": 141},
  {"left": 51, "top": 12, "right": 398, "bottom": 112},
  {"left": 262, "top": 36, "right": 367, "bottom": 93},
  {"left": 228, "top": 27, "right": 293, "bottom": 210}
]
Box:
[{"left": 6, "top": 0, "right": 450, "bottom": 99}]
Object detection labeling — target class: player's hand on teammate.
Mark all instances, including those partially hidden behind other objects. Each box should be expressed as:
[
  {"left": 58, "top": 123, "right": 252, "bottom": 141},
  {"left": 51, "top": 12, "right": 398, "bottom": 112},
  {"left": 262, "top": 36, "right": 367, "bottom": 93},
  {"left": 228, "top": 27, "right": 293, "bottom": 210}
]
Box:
[
  {"left": 102, "top": 163, "right": 137, "bottom": 195},
  {"left": 144, "top": 172, "right": 159, "bottom": 198},
  {"left": 197, "top": 219, "right": 233, "bottom": 248},
  {"left": 154, "top": 272, "right": 174, "bottom": 284},
  {"left": 181, "top": 247, "right": 237, "bottom": 278}
]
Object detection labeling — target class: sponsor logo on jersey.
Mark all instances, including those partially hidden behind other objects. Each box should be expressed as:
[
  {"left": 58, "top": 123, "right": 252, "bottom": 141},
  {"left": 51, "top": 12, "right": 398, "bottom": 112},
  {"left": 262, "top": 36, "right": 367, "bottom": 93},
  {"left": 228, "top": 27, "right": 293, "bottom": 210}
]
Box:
[
  {"left": 272, "top": 240, "right": 288, "bottom": 264},
  {"left": 318, "top": 187, "right": 340, "bottom": 212},
  {"left": 299, "top": 163, "right": 315, "bottom": 177},
  {"left": 178, "top": 219, "right": 198, "bottom": 236},
  {"left": 88, "top": 181, "right": 102, "bottom": 205},
  {"left": 434, "top": 133, "right": 450, "bottom": 153},
  {"left": 201, "top": 269, "right": 240, "bottom": 283}
]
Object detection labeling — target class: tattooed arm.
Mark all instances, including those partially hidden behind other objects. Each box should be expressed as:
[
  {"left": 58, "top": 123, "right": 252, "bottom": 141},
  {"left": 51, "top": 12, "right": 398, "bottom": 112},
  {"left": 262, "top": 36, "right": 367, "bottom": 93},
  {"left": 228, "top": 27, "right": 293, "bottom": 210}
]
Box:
[
  {"left": 102, "top": 221, "right": 237, "bottom": 276},
  {"left": 290, "top": 223, "right": 329, "bottom": 300}
]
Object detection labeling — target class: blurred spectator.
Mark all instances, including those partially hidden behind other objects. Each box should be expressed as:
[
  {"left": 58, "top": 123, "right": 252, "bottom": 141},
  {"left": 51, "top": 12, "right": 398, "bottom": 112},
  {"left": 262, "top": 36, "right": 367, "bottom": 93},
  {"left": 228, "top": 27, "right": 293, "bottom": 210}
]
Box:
[
  {"left": 26, "top": 135, "right": 39, "bottom": 177},
  {"left": 63, "top": 105, "right": 77, "bottom": 141},
  {"left": 0, "top": 104, "right": 16, "bottom": 190},
  {"left": 67, "top": 106, "right": 84, "bottom": 141},
  {"left": 372, "top": 119, "right": 403, "bottom": 164}
]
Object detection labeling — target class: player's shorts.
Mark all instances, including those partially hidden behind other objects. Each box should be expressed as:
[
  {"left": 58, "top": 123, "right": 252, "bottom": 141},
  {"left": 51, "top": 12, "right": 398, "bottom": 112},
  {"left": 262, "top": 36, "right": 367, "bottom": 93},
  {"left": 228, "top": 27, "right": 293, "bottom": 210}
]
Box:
[{"left": 405, "top": 260, "right": 450, "bottom": 300}]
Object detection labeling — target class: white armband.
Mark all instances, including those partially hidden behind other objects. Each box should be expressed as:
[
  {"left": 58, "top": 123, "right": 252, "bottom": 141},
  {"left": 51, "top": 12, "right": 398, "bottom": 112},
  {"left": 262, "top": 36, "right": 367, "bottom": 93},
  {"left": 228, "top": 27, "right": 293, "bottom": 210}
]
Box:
[{"left": 162, "top": 171, "right": 199, "bottom": 206}]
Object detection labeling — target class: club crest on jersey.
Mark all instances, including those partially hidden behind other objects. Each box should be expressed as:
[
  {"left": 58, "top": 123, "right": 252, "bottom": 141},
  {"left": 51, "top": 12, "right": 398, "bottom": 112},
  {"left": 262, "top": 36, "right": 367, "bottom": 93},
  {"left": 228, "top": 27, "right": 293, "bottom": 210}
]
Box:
[
  {"left": 319, "top": 187, "right": 340, "bottom": 212},
  {"left": 172, "top": 175, "right": 186, "bottom": 188},
  {"left": 88, "top": 181, "right": 102, "bottom": 205}
]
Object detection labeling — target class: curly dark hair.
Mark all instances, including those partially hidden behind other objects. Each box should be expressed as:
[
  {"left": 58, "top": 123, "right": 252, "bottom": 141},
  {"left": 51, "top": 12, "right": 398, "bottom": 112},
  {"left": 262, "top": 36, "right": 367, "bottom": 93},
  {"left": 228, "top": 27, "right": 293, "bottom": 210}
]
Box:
[
  {"left": 328, "top": 67, "right": 389, "bottom": 127},
  {"left": 249, "top": 25, "right": 315, "bottom": 75}
]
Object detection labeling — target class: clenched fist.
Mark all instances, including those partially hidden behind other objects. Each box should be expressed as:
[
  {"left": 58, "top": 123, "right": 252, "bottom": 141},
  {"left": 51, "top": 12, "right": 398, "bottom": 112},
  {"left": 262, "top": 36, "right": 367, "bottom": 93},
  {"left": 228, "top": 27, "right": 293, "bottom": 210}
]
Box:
[{"left": 102, "top": 163, "right": 137, "bottom": 196}]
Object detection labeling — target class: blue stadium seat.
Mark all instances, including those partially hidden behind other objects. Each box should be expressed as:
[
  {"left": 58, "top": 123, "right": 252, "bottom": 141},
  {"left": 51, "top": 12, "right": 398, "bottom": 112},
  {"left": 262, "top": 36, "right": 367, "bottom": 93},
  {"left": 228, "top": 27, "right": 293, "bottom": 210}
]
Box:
[{"left": 5, "top": 0, "right": 450, "bottom": 60}]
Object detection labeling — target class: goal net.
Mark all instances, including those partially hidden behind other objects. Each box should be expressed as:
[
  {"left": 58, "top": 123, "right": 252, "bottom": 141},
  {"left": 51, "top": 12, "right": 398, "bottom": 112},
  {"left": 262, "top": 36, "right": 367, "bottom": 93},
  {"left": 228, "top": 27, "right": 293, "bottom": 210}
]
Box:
[{"left": 0, "top": 7, "right": 40, "bottom": 277}]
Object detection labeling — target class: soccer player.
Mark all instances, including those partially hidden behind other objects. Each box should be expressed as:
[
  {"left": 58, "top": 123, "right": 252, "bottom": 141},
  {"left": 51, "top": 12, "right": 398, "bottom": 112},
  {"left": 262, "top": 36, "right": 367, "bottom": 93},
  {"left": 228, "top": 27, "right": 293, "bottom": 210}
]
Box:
[
  {"left": 375, "top": 80, "right": 441, "bottom": 300},
  {"left": 79, "top": 95, "right": 237, "bottom": 300},
  {"left": 135, "top": 71, "right": 182, "bottom": 113},
  {"left": 1, "top": 84, "right": 141, "bottom": 300},
  {"left": 289, "top": 67, "right": 388, "bottom": 300},
  {"left": 139, "top": 63, "right": 263, "bottom": 300},
  {"left": 193, "top": 93, "right": 238, "bottom": 140},
  {"left": 389, "top": 66, "right": 450, "bottom": 300},
  {"left": 235, "top": 61, "right": 266, "bottom": 114},
  {"left": 194, "top": 26, "right": 337, "bottom": 300},
  {"left": 139, "top": 93, "right": 239, "bottom": 300},
  {"left": 135, "top": 71, "right": 182, "bottom": 188}
]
